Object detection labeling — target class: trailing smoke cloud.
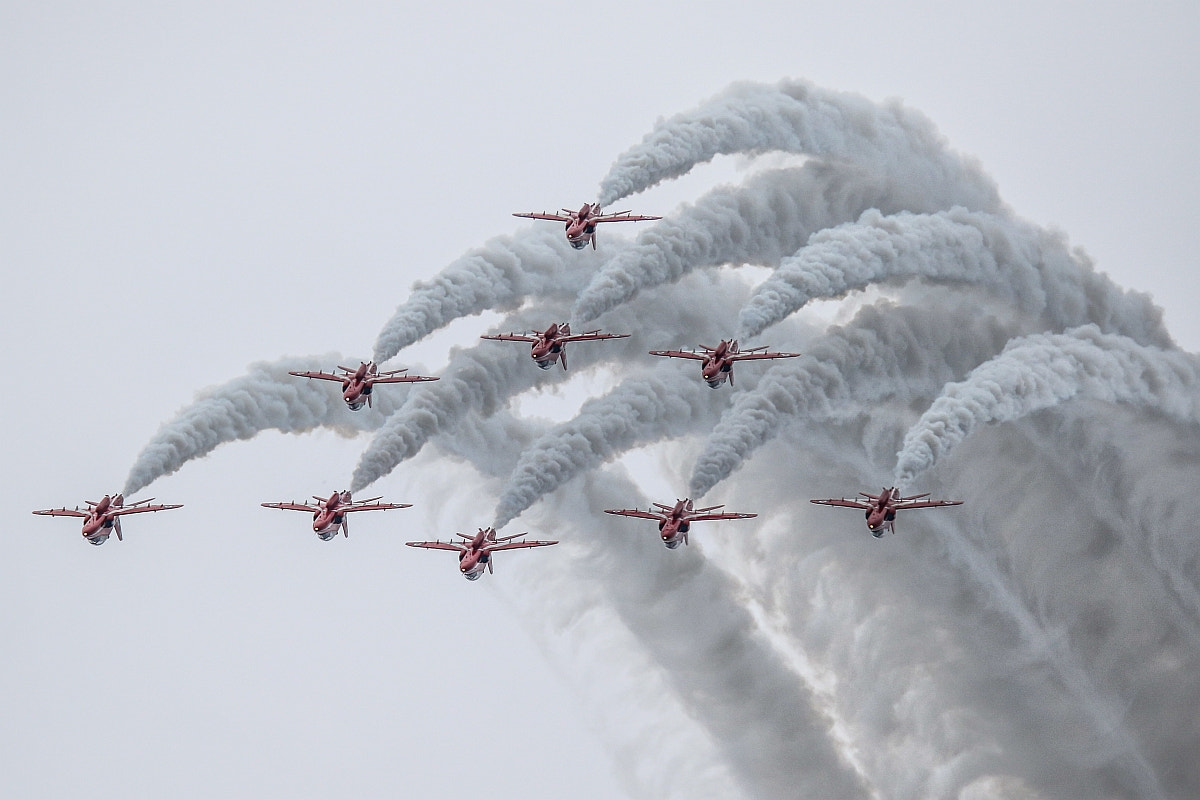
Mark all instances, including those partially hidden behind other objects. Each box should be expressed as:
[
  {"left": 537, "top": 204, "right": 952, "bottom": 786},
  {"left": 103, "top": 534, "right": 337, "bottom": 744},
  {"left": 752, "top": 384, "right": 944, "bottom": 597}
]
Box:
[
  {"left": 737, "top": 207, "right": 1170, "bottom": 345},
  {"left": 372, "top": 228, "right": 623, "bottom": 364},
  {"left": 596, "top": 78, "right": 999, "bottom": 211},
  {"left": 124, "top": 354, "right": 403, "bottom": 495},
  {"left": 893, "top": 325, "right": 1200, "bottom": 486},
  {"left": 492, "top": 368, "right": 733, "bottom": 529}
]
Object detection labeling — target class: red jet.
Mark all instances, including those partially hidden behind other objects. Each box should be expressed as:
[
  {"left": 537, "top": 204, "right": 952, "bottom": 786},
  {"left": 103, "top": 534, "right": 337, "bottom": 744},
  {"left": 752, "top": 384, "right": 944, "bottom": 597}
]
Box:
[
  {"left": 481, "top": 322, "right": 629, "bottom": 371},
  {"left": 604, "top": 498, "right": 757, "bottom": 549},
  {"left": 261, "top": 490, "right": 411, "bottom": 540},
  {"left": 289, "top": 361, "right": 438, "bottom": 410},
  {"left": 32, "top": 494, "right": 183, "bottom": 545},
  {"left": 650, "top": 339, "right": 802, "bottom": 388},
  {"left": 513, "top": 202, "right": 661, "bottom": 250},
  {"left": 810, "top": 488, "right": 963, "bottom": 537},
  {"left": 406, "top": 527, "right": 558, "bottom": 580}
]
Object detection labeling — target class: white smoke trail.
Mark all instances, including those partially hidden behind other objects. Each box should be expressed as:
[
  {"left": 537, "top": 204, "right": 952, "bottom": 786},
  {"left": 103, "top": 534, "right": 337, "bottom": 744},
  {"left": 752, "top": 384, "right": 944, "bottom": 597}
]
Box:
[
  {"left": 123, "top": 354, "right": 404, "bottom": 494},
  {"left": 893, "top": 325, "right": 1200, "bottom": 486},
  {"left": 575, "top": 156, "right": 1000, "bottom": 324},
  {"left": 689, "top": 289, "right": 1027, "bottom": 497},
  {"left": 596, "top": 78, "right": 1000, "bottom": 214},
  {"left": 372, "top": 228, "right": 625, "bottom": 364},
  {"left": 737, "top": 207, "right": 1170, "bottom": 347},
  {"left": 491, "top": 368, "right": 731, "bottom": 529}
]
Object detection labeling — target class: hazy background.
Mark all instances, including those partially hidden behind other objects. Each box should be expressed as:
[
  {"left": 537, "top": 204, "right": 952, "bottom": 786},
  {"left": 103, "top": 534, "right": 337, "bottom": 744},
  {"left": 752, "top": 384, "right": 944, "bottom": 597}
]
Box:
[{"left": 2, "top": 2, "right": 1196, "bottom": 798}]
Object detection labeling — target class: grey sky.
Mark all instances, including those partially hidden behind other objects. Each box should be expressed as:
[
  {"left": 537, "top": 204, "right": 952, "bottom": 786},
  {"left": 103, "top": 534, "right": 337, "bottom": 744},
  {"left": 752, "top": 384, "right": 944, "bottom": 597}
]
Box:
[{"left": 2, "top": 3, "right": 1198, "bottom": 799}]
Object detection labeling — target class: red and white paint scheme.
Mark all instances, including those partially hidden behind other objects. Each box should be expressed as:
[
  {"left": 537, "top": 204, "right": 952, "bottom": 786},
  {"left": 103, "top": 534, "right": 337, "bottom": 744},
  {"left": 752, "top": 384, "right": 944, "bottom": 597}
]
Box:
[
  {"left": 480, "top": 322, "right": 629, "bottom": 371},
  {"left": 289, "top": 361, "right": 438, "bottom": 410},
  {"left": 405, "top": 527, "right": 557, "bottom": 580},
  {"left": 261, "top": 490, "right": 411, "bottom": 540},
  {"left": 32, "top": 494, "right": 183, "bottom": 545},
  {"left": 810, "top": 487, "right": 963, "bottom": 537},
  {"left": 649, "top": 339, "right": 801, "bottom": 388},
  {"left": 604, "top": 498, "right": 756, "bottom": 549},
  {"left": 513, "top": 202, "right": 661, "bottom": 250}
]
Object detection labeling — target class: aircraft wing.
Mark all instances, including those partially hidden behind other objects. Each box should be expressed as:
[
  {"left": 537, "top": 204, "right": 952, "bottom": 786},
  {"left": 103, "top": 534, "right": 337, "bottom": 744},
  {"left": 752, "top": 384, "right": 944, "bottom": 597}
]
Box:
[
  {"left": 343, "top": 502, "right": 413, "bottom": 513},
  {"left": 560, "top": 331, "right": 630, "bottom": 343},
  {"left": 31, "top": 507, "right": 89, "bottom": 517},
  {"left": 648, "top": 349, "right": 708, "bottom": 361},
  {"left": 810, "top": 498, "right": 872, "bottom": 510},
  {"left": 687, "top": 511, "right": 757, "bottom": 522},
  {"left": 728, "top": 350, "right": 803, "bottom": 361},
  {"left": 594, "top": 213, "right": 662, "bottom": 223},
  {"left": 109, "top": 503, "right": 182, "bottom": 516},
  {"left": 485, "top": 539, "right": 559, "bottom": 552},
  {"left": 369, "top": 374, "right": 439, "bottom": 384},
  {"left": 261, "top": 501, "right": 318, "bottom": 512},
  {"left": 288, "top": 370, "right": 346, "bottom": 383},
  {"left": 480, "top": 333, "right": 538, "bottom": 343},
  {"left": 604, "top": 508, "right": 666, "bottom": 521},
  {"left": 895, "top": 498, "right": 963, "bottom": 510},
  {"left": 513, "top": 212, "right": 572, "bottom": 222},
  {"left": 405, "top": 540, "right": 466, "bottom": 551}
]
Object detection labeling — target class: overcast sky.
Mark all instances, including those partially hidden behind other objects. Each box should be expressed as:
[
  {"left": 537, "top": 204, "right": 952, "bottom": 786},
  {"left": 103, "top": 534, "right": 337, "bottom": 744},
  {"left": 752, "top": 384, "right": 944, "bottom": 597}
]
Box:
[{"left": 2, "top": 3, "right": 1197, "bottom": 799}]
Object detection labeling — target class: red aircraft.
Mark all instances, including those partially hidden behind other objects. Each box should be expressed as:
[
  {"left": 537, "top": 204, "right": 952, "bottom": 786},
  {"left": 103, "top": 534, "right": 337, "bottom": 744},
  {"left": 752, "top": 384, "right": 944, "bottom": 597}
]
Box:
[
  {"left": 289, "top": 361, "right": 438, "bottom": 410},
  {"left": 405, "top": 527, "right": 558, "bottom": 580},
  {"left": 513, "top": 202, "right": 661, "bottom": 250},
  {"left": 649, "top": 339, "right": 802, "bottom": 388},
  {"left": 32, "top": 494, "right": 183, "bottom": 545},
  {"left": 604, "top": 498, "right": 757, "bottom": 549},
  {"left": 261, "top": 490, "right": 411, "bottom": 540},
  {"left": 810, "top": 488, "right": 963, "bottom": 537},
  {"left": 481, "top": 322, "right": 629, "bottom": 371}
]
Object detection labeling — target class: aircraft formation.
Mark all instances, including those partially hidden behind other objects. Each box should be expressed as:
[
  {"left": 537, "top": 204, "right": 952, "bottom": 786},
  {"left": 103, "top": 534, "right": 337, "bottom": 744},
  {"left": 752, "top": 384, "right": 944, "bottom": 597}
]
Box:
[{"left": 32, "top": 200, "right": 963, "bottom": 572}]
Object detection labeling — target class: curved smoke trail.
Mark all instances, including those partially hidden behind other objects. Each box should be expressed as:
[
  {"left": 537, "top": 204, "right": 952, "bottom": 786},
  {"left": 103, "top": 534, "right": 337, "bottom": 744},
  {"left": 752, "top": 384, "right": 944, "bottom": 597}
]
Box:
[
  {"left": 893, "top": 325, "right": 1200, "bottom": 486},
  {"left": 492, "top": 368, "right": 736, "bottom": 529},
  {"left": 597, "top": 78, "right": 999, "bottom": 213},
  {"left": 372, "top": 228, "right": 624, "bottom": 364},
  {"left": 123, "top": 354, "right": 406, "bottom": 494},
  {"left": 737, "top": 207, "right": 1170, "bottom": 346}
]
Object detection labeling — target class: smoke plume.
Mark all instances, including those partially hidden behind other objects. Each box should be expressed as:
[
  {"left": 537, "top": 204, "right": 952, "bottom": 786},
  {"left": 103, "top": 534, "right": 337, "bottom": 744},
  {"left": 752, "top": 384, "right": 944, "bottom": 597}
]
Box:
[
  {"left": 372, "top": 228, "right": 623, "bottom": 363},
  {"left": 893, "top": 325, "right": 1200, "bottom": 486},
  {"left": 123, "top": 354, "right": 403, "bottom": 494},
  {"left": 737, "top": 207, "right": 1169, "bottom": 346},
  {"left": 597, "top": 78, "right": 999, "bottom": 213}
]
